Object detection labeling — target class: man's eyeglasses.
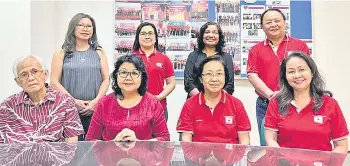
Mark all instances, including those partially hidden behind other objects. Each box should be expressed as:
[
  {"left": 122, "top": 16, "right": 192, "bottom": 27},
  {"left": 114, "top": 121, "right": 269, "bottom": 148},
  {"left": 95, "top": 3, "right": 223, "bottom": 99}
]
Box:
[
  {"left": 76, "top": 24, "right": 93, "bottom": 30},
  {"left": 16, "top": 69, "right": 44, "bottom": 81},
  {"left": 118, "top": 69, "right": 141, "bottom": 79},
  {"left": 140, "top": 31, "right": 155, "bottom": 37}
]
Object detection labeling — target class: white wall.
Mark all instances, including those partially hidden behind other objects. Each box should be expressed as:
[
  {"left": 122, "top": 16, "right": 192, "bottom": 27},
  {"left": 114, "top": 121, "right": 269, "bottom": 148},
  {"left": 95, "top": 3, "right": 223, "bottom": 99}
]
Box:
[
  {"left": 0, "top": 1, "right": 31, "bottom": 100},
  {"left": 1, "top": 0, "right": 350, "bottom": 147}
]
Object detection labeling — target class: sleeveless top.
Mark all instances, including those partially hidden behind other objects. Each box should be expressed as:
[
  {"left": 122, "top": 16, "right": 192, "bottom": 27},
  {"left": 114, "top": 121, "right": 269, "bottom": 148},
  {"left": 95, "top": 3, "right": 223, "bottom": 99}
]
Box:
[{"left": 61, "top": 48, "right": 102, "bottom": 101}]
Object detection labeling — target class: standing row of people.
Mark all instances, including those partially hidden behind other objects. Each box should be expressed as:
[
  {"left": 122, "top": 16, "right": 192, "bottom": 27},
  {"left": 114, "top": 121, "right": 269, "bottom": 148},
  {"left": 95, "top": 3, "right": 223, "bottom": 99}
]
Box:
[{"left": 0, "top": 9, "right": 348, "bottom": 154}]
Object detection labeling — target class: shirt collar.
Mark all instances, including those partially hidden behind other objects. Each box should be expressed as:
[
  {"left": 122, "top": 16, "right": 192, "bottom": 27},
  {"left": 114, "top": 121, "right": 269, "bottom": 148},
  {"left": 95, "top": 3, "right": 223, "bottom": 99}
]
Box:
[
  {"left": 16, "top": 84, "right": 56, "bottom": 106},
  {"left": 199, "top": 90, "right": 226, "bottom": 105},
  {"left": 264, "top": 35, "right": 290, "bottom": 46},
  {"left": 138, "top": 48, "right": 157, "bottom": 57}
]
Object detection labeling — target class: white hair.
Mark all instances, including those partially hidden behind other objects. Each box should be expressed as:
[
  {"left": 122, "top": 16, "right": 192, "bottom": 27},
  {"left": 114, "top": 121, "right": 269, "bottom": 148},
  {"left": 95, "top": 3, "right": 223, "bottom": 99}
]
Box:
[{"left": 12, "top": 55, "right": 47, "bottom": 78}]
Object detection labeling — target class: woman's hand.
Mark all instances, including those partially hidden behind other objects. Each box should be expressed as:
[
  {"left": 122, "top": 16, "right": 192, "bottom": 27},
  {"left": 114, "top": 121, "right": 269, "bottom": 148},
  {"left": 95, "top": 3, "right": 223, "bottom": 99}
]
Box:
[{"left": 114, "top": 128, "right": 138, "bottom": 142}]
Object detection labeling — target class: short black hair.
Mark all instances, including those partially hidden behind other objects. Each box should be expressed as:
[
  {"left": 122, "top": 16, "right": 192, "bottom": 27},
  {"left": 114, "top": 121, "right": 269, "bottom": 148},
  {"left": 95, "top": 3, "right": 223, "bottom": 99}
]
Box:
[
  {"left": 111, "top": 54, "right": 148, "bottom": 99},
  {"left": 197, "top": 55, "right": 229, "bottom": 92},
  {"left": 197, "top": 21, "right": 225, "bottom": 55},
  {"left": 133, "top": 22, "right": 159, "bottom": 52},
  {"left": 260, "top": 8, "right": 286, "bottom": 25}
]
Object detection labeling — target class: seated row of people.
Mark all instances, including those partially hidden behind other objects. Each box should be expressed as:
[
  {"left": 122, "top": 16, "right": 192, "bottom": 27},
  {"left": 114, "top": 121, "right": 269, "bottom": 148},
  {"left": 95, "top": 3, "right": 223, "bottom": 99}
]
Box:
[{"left": 0, "top": 51, "right": 348, "bottom": 154}]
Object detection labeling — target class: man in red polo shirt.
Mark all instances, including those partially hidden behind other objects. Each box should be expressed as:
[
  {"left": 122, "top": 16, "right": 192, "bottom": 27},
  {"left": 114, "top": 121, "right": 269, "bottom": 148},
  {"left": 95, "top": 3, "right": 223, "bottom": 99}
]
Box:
[
  {"left": 132, "top": 22, "right": 176, "bottom": 121},
  {"left": 246, "top": 8, "right": 310, "bottom": 145}
]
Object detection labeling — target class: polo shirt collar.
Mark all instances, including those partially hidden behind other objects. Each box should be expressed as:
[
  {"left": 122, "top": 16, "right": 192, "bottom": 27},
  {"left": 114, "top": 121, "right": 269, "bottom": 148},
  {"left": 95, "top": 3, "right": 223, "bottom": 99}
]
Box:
[
  {"left": 264, "top": 34, "right": 290, "bottom": 46},
  {"left": 290, "top": 97, "right": 315, "bottom": 112},
  {"left": 16, "top": 83, "right": 56, "bottom": 106},
  {"left": 138, "top": 48, "right": 157, "bottom": 57},
  {"left": 199, "top": 90, "right": 226, "bottom": 105}
]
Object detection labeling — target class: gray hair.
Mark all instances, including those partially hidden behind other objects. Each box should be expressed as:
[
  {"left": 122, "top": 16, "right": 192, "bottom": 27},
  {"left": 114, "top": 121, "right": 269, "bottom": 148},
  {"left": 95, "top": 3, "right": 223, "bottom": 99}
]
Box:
[
  {"left": 62, "top": 13, "right": 100, "bottom": 58},
  {"left": 13, "top": 55, "right": 47, "bottom": 78},
  {"left": 277, "top": 52, "right": 332, "bottom": 116}
]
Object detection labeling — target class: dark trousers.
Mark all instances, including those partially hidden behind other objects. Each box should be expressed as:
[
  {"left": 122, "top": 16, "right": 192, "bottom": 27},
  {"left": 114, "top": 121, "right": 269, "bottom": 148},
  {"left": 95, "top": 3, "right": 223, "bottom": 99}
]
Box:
[{"left": 78, "top": 115, "right": 92, "bottom": 141}]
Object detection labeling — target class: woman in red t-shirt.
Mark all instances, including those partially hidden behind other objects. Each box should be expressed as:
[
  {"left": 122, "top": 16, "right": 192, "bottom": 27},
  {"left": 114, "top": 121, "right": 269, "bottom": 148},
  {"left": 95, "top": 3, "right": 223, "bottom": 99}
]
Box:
[{"left": 265, "top": 52, "right": 348, "bottom": 153}]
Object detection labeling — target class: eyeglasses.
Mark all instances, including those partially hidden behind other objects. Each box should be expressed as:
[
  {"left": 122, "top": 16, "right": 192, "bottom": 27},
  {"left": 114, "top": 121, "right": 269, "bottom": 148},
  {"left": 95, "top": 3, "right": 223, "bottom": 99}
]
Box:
[
  {"left": 118, "top": 69, "right": 141, "bottom": 79},
  {"left": 201, "top": 72, "right": 225, "bottom": 78},
  {"left": 17, "top": 69, "right": 44, "bottom": 81},
  {"left": 140, "top": 31, "right": 155, "bottom": 37},
  {"left": 76, "top": 24, "right": 93, "bottom": 29}
]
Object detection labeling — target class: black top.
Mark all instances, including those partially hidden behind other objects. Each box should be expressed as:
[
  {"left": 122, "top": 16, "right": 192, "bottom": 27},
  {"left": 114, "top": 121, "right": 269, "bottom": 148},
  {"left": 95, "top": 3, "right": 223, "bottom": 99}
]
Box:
[{"left": 184, "top": 51, "right": 235, "bottom": 99}]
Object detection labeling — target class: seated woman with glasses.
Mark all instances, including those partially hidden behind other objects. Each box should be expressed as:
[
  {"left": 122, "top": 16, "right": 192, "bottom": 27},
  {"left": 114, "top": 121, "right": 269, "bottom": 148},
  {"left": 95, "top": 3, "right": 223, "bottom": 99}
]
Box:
[
  {"left": 85, "top": 54, "right": 170, "bottom": 142},
  {"left": 265, "top": 52, "right": 349, "bottom": 153},
  {"left": 177, "top": 55, "right": 251, "bottom": 144}
]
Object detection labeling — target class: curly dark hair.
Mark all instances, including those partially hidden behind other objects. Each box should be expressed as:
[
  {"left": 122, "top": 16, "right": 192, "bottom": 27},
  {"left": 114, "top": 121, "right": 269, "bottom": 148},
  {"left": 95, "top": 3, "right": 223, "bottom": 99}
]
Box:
[
  {"left": 197, "top": 55, "right": 229, "bottom": 92},
  {"left": 197, "top": 21, "right": 225, "bottom": 55},
  {"left": 111, "top": 54, "right": 148, "bottom": 100}
]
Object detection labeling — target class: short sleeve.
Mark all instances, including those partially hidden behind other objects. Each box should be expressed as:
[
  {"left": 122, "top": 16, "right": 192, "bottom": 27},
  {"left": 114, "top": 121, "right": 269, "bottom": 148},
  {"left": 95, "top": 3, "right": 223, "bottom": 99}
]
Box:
[
  {"left": 330, "top": 100, "right": 349, "bottom": 141},
  {"left": 247, "top": 47, "right": 258, "bottom": 74},
  {"left": 298, "top": 41, "right": 311, "bottom": 56},
  {"left": 163, "top": 55, "right": 175, "bottom": 78},
  {"left": 176, "top": 102, "right": 193, "bottom": 134},
  {"left": 63, "top": 96, "right": 84, "bottom": 138},
  {"left": 235, "top": 99, "right": 251, "bottom": 133},
  {"left": 264, "top": 98, "right": 279, "bottom": 131}
]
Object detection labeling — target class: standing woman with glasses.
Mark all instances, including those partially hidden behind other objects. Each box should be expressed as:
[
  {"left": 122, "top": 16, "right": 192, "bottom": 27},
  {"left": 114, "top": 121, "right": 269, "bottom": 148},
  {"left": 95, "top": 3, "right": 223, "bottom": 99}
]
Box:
[
  {"left": 132, "top": 22, "right": 175, "bottom": 121},
  {"left": 85, "top": 54, "right": 170, "bottom": 141},
  {"left": 50, "top": 13, "right": 110, "bottom": 141},
  {"left": 184, "top": 21, "right": 234, "bottom": 99}
]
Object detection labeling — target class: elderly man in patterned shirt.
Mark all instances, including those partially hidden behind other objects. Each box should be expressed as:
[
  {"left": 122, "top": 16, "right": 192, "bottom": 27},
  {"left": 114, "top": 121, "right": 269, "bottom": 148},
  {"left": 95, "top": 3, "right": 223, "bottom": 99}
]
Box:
[{"left": 0, "top": 55, "right": 84, "bottom": 143}]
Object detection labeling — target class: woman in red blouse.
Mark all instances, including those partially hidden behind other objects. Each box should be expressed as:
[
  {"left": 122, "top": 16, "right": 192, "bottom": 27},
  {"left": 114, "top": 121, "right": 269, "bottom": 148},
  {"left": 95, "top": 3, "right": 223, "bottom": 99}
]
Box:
[
  {"left": 265, "top": 52, "right": 348, "bottom": 153},
  {"left": 86, "top": 54, "right": 170, "bottom": 141}
]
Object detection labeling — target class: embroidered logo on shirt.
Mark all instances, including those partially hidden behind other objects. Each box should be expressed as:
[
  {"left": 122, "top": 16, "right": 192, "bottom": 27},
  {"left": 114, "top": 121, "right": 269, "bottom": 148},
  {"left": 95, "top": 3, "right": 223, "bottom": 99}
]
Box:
[
  {"left": 313, "top": 115, "right": 324, "bottom": 124},
  {"left": 225, "top": 144, "right": 233, "bottom": 149},
  {"left": 313, "top": 161, "right": 324, "bottom": 166},
  {"left": 224, "top": 116, "right": 233, "bottom": 124},
  {"left": 156, "top": 63, "right": 163, "bottom": 68}
]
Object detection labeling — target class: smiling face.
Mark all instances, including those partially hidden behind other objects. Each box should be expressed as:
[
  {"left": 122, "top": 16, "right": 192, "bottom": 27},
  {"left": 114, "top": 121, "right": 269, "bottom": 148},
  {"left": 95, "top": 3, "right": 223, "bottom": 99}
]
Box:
[
  {"left": 203, "top": 25, "right": 220, "bottom": 48},
  {"left": 117, "top": 62, "right": 142, "bottom": 94},
  {"left": 201, "top": 61, "right": 225, "bottom": 93},
  {"left": 138, "top": 25, "right": 156, "bottom": 49},
  {"left": 285, "top": 57, "right": 313, "bottom": 92},
  {"left": 74, "top": 18, "right": 93, "bottom": 41},
  {"left": 262, "top": 10, "right": 286, "bottom": 40}
]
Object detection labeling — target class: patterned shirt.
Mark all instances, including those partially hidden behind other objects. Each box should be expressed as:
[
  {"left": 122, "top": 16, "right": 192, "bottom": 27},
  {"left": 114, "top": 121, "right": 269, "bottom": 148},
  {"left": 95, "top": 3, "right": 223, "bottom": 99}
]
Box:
[{"left": 0, "top": 86, "right": 84, "bottom": 143}]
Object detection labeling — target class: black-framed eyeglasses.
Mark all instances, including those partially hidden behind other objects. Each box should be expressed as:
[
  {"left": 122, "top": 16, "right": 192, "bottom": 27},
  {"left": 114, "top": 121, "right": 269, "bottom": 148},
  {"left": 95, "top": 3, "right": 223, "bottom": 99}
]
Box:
[
  {"left": 16, "top": 69, "right": 44, "bottom": 81},
  {"left": 117, "top": 69, "right": 141, "bottom": 79}
]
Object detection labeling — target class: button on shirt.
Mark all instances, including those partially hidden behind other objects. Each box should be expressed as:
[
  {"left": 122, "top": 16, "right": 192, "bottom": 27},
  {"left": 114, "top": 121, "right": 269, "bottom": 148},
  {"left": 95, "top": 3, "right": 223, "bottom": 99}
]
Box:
[{"left": 0, "top": 86, "right": 84, "bottom": 143}]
